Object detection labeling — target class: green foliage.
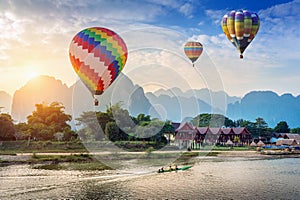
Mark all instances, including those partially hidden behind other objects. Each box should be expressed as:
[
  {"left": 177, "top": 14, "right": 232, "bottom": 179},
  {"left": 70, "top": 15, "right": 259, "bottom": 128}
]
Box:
[
  {"left": 291, "top": 127, "right": 300, "bottom": 134},
  {"left": 0, "top": 113, "right": 15, "bottom": 141},
  {"left": 76, "top": 103, "right": 171, "bottom": 145},
  {"left": 190, "top": 113, "right": 234, "bottom": 127},
  {"left": 274, "top": 121, "right": 290, "bottom": 133},
  {"left": 105, "top": 121, "right": 120, "bottom": 141},
  {"left": 27, "top": 102, "right": 72, "bottom": 140},
  {"left": 233, "top": 117, "right": 270, "bottom": 138},
  {"left": 233, "top": 135, "right": 240, "bottom": 143},
  {"left": 0, "top": 140, "right": 86, "bottom": 154},
  {"left": 15, "top": 122, "right": 30, "bottom": 140}
]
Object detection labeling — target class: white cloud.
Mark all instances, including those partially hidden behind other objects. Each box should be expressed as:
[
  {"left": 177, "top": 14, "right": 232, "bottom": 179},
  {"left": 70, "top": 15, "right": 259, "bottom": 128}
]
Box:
[
  {"left": 1, "top": 0, "right": 300, "bottom": 97},
  {"left": 179, "top": 3, "right": 194, "bottom": 18}
]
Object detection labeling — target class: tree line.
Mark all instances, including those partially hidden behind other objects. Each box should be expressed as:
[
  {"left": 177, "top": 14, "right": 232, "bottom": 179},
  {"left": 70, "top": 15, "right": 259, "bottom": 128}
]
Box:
[
  {"left": 0, "top": 102, "right": 299, "bottom": 141},
  {"left": 0, "top": 102, "right": 173, "bottom": 143},
  {"left": 190, "top": 113, "right": 299, "bottom": 138}
]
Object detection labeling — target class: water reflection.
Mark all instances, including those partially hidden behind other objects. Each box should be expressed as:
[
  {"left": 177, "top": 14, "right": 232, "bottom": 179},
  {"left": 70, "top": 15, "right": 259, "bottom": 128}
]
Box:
[{"left": 0, "top": 158, "right": 299, "bottom": 199}]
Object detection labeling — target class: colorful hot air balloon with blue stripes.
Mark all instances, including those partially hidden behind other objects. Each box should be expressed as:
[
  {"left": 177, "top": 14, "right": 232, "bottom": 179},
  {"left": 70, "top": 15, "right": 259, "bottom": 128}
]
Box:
[
  {"left": 221, "top": 10, "right": 260, "bottom": 59},
  {"left": 184, "top": 41, "right": 203, "bottom": 67},
  {"left": 69, "top": 27, "right": 128, "bottom": 105}
]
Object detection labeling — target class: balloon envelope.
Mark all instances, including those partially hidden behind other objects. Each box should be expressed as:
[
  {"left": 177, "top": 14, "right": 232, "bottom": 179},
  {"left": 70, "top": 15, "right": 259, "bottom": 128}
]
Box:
[
  {"left": 221, "top": 10, "right": 260, "bottom": 59},
  {"left": 69, "top": 27, "right": 128, "bottom": 95},
  {"left": 184, "top": 41, "right": 203, "bottom": 64}
]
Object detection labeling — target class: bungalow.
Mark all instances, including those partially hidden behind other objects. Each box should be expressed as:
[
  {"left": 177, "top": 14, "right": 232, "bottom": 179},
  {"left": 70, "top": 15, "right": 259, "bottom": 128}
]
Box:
[
  {"left": 174, "top": 122, "right": 252, "bottom": 149},
  {"left": 174, "top": 122, "right": 197, "bottom": 149},
  {"left": 276, "top": 139, "right": 298, "bottom": 146},
  {"left": 272, "top": 133, "right": 300, "bottom": 145}
]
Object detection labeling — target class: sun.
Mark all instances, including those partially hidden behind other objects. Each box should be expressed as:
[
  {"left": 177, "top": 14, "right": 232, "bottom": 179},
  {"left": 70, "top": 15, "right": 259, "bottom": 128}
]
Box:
[{"left": 27, "top": 71, "right": 38, "bottom": 79}]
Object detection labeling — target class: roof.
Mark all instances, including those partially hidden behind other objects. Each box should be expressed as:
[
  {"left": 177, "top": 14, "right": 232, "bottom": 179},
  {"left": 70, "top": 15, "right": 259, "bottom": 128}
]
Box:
[
  {"left": 175, "top": 122, "right": 196, "bottom": 133},
  {"left": 250, "top": 141, "right": 257, "bottom": 146},
  {"left": 221, "top": 128, "right": 233, "bottom": 135},
  {"left": 284, "top": 134, "right": 300, "bottom": 141},
  {"left": 232, "top": 127, "right": 250, "bottom": 135},
  {"left": 276, "top": 139, "right": 297, "bottom": 146},
  {"left": 257, "top": 140, "right": 265, "bottom": 147},
  {"left": 171, "top": 122, "right": 181, "bottom": 131},
  {"left": 208, "top": 128, "right": 222, "bottom": 135},
  {"left": 195, "top": 127, "right": 208, "bottom": 134}
]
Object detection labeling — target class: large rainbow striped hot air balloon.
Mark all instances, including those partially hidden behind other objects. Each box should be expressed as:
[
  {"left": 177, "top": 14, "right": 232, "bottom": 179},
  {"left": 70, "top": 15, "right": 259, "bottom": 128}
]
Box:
[
  {"left": 69, "top": 27, "right": 128, "bottom": 105},
  {"left": 184, "top": 41, "right": 203, "bottom": 67},
  {"left": 221, "top": 10, "right": 260, "bottom": 59}
]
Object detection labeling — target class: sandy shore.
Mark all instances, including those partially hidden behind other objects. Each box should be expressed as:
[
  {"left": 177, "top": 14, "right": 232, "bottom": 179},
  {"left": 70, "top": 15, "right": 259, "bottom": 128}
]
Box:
[{"left": 1, "top": 150, "right": 299, "bottom": 164}]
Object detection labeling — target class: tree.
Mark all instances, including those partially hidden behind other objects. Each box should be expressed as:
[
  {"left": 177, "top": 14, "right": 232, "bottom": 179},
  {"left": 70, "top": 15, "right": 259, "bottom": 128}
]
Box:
[
  {"left": 105, "top": 121, "right": 120, "bottom": 141},
  {"left": 235, "top": 119, "right": 252, "bottom": 127},
  {"left": 274, "top": 121, "right": 290, "bottom": 133},
  {"left": 27, "top": 102, "right": 72, "bottom": 140},
  {"left": 291, "top": 127, "right": 300, "bottom": 134},
  {"left": 107, "top": 102, "right": 135, "bottom": 129},
  {"left": 0, "top": 113, "right": 15, "bottom": 141},
  {"left": 190, "top": 113, "right": 234, "bottom": 127},
  {"left": 255, "top": 117, "right": 268, "bottom": 137},
  {"left": 15, "top": 122, "right": 30, "bottom": 140}
]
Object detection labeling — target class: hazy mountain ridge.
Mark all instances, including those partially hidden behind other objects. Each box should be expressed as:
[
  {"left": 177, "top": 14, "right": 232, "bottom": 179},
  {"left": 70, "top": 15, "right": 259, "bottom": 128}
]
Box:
[
  {"left": 226, "top": 91, "right": 300, "bottom": 128},
  {"left": 11, "top": 75, "right": 72, "bottom": 122},
  {"left": 145, "top": 92, "right": 221, "bottom": 122},
  {"left": 71, "top": 73, "right": 154, "bottom": 120},
  {"left": 10, "top": 74, "right": 154, "bottom": 124},
  {"left": 150, "top": 87, "right": 241, "bottom": 113},
  {"left": 6, "top": 75, "right": 300, "bottom": 128}
]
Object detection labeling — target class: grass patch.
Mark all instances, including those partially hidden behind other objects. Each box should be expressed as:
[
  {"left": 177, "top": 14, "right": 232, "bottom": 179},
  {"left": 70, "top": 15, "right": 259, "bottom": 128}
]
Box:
[
  {"left": 0, "top": 140, "right": 88, "bottom": 153},
  {"left": 30, "top": 153, "right": 112, "bottom": 171},
  {"left": 32, "top": 162, "right": 112, "bottom": 171},
  {"left": 29, "top": 153, "right": 94, "bottom": 163},
  {"left": 194, "top": 145, "right": 254, "bottom": 151}
]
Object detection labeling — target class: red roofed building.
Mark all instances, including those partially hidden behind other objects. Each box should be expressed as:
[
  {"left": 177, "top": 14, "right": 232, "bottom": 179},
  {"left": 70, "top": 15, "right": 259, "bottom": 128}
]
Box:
[
  {"left": 174, "top": 122, "right": 252, "bottom": 149},
  {"left": 174, "top": 122, "right": 197, "bottom": 149}
]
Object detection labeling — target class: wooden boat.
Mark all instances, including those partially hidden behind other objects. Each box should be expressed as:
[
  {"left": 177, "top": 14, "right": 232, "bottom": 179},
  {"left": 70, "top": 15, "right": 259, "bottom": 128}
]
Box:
[{"left": 157, "top": 165, "right": 192, "bottom": 173}]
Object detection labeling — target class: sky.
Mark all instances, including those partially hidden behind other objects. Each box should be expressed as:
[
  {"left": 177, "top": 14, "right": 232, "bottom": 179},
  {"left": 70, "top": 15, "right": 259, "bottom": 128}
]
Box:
[{"left": 0, "top": 0, "right": 300, "bottom": 97}]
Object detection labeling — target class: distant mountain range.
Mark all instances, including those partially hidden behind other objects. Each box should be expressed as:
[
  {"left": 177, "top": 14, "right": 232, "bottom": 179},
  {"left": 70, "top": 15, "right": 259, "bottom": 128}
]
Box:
[
  {"left": 227, "top": 91, "right": 300, "bottom": 128},
  {"left": 1, "top": 75, "right": 300, "bottom": 128},
  {"left": 11, "top": 75, "right": 72, "bottom": 122}
]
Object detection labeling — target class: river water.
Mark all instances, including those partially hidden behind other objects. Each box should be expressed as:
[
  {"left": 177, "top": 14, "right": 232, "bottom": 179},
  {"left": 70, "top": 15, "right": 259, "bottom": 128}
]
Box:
[{"left": 0, "top": 157, "right": 299, "bottom": 199}]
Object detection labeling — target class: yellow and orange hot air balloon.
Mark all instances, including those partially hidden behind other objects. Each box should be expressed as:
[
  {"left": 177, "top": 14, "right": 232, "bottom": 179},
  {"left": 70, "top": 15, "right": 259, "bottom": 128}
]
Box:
[{"left": 184, "top": 41, "right": 203, "bottom": 67}]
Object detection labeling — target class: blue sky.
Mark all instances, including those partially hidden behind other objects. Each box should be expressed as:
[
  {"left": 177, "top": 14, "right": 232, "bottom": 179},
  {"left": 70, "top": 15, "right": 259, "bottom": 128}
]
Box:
[{"left": 0, "top": 0, "right": 299, "bottom": 97}]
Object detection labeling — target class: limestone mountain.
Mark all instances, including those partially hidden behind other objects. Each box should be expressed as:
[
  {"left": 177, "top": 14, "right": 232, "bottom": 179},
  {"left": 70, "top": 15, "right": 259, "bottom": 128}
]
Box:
[
  {"left": 226, "top": 91, "right": 300, "bottom": 128},
  {"left": 11, "top": 75, "right": 72, "bottom": 122}
]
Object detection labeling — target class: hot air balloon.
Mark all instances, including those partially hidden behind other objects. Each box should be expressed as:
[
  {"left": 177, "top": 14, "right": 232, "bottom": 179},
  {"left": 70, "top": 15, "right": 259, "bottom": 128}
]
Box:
[
  {"left": 184, "top": 41, "right": 203, "bottom": 67},
  {"left": 221, "top": 10, "right": 260, "bottom": 59},
  {"left": 69, "top": 27, "right": 128, "bottom": 106}
]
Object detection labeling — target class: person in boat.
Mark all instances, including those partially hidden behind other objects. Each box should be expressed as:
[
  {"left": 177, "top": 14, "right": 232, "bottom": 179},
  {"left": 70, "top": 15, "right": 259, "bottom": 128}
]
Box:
[
  {"left": 158, "top": 167, "right": 164, "bottom": 173},
  {"left": 175, "top": 165, "right": 178, "bottom": 170},
  {"left": 169, "top": 165, "right": 173, "bottom": 171}
]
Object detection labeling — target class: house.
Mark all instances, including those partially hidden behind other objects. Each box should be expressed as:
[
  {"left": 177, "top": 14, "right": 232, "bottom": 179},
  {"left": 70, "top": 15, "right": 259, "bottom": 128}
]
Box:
[
  {"left": 283, "top": 134, "right": 300, "bottom": 144},
  {"left": 276, "top": 139, "right": 298, "bottom": 146},
  {"left": 174, "top": 122, "right": 197, "bottom": 149},
  {"left": 174, "top": 122, "right": 252, "bottom": 149},
  {"left": 272, "top": 133, "right": 300, "bottom": 145}
]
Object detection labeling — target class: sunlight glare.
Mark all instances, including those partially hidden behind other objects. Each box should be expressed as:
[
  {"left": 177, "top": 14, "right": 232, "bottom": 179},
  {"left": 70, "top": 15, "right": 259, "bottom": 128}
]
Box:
[{"left": 27, "top": 71, "right": 38, "bottom": 80}]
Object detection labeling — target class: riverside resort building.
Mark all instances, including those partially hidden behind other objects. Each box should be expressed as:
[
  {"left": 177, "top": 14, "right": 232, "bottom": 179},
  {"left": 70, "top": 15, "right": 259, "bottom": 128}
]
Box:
[{"left": 173, "top": 122, "right": 252, "bottom": 149}]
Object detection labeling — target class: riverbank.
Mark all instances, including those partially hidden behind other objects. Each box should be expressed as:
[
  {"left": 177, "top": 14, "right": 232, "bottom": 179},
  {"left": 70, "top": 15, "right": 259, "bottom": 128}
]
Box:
[{"left": 1, "top": 150, "right": 299, "bottom": 171}]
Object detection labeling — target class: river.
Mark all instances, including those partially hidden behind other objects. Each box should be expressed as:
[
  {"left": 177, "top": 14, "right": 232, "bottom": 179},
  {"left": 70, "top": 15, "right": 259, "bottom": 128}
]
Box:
[{"left": 0, "top": 157, "right": 299, "bottom": 199}]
